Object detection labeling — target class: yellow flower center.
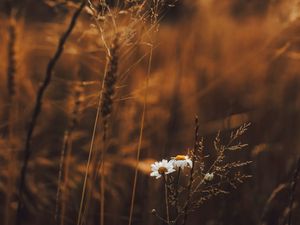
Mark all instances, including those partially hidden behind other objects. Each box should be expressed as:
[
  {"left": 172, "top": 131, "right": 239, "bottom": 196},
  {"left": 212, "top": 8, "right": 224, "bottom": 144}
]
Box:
[
  {"left": 158, "top": 167, "right": 168, "bottom": 174},
  {"left": 175, "top": 155, "right": 186, "bottom": 160}
]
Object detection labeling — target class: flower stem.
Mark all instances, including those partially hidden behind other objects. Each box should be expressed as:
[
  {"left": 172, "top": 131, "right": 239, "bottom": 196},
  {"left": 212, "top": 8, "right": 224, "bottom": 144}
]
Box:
[
  {"left": 175, "top": 168, "right": 181, "bottom": 216},
  {"left": 163, "top": 174, "right": 170, "bottom": 225},
  {"left": 182, "top": 117, "right": 199, "bottom": 225}
]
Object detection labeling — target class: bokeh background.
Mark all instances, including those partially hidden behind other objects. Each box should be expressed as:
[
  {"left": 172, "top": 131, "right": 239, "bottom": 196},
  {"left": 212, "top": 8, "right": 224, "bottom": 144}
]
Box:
[{"left": 0, "top": 0, "right": 300, "bottom": 225}]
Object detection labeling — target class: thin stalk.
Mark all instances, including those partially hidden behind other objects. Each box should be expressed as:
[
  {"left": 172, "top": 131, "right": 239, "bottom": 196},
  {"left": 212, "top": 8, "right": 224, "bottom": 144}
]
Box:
[
  {"left": 260, "top": 183, "right": 288, "bottom": 224},
  {"left": 60, "top": 133, "right": 72, "bottom": 225},
  {"left": 128, "top": 45, "right": 153, "bottom": 225},
  {"left": 60, "top": 84, "right": 82, "bottom": 225},
  {"left": 57, "top": 91, "right": 80, "bottom": 225},
  {"left": 16, "top": 2, "right": 86, "bottom": 225},
  {"left": 76, "top": 35, "right": 119, "bottom": 222},
  {"left": 77, "top": 36, "right": 114, "bottom": 225},
  {"left": 99, "top": 33, "right": 120, "bottom": 225},
  {"left": 182, "top": 118, "right": 199, "bottom": 225},
  {"left": 287, "top": 157, "right": 300, "bottom": 225},
  {"left": 100, "top": 132, "right": 106, "bottom": 225},
  {"left": 175, "top": 168, "right": 181, "bottom": 216},
  {"left": 79, "top": 33, "right": 120, "bottom": 225},
  {"left": 5, "top": 18, "right": 17, "bottom": 225},
  {"left": 163, "top": 174, "right": 170, "bottom": 225},
  {"left": 55, "top": 131, "right": 69, "bottom": 224},
  {"left": 7, "top": 20, "right": 16, "bottom": 100},
  {"left": 76, "top": 71, "right": 106, "bottom": 225}
]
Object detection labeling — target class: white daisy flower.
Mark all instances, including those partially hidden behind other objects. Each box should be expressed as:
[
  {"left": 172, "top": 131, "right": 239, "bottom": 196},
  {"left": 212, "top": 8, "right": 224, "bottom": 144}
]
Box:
[
  {"left": 150, "top": 159, "right": 175, "bottom": 179},
  {"left": 204, "top": 172, "right": 214, "bottom": 181},
  {"left": 171, "top": 155, "right": 193, "bottom": 169}
]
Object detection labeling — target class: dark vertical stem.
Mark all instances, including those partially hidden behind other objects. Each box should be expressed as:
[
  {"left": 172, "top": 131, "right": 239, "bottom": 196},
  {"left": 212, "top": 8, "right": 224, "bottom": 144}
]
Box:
[
  {"left": 129, "top": 45, "right": 153, "bottom": 225},
  {"left": 287, "top": 157, "right": 300, "bottom": 225},
  {"left": 100, "top": 33, "right": 120, "bottom": 225},
  {"left": 15, "top": 2, "right": 86, "bottom": 225},
  {"left": 175, "top": 168, "right": 181, "bottom": 217},
  {"left": 182, "top": 117, "right": 199, "bottom": 225},
  {"left": 77, "top": 33, "right": 120, "bottom": 225},
  {"left": 55, "top": 131, "right": 69, "bottom": 225},
  {"left": 7, "top": 21, "right": 16, "bottom": 99},
  {"left": 163, "top": 174, "right": 170, "bottom": 225},
  {"left": 4, "top": 19, "right": 17, "bottom": 225},
  {"left": 59, "top": 84, "right": 82, "bottom": 225}
]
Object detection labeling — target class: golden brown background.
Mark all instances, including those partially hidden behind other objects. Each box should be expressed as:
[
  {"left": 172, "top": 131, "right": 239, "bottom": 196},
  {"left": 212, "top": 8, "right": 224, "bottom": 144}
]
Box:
[{"left": 0, "top": 0, "right": 300, "bottom": 225}]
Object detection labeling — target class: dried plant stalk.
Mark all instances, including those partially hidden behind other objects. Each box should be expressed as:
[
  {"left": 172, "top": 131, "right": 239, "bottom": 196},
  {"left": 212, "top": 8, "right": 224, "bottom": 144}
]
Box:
[
  {"left": 182, "top": 117, "right": 200, "bottom": 225},
  {"left": 15, "top": 2, "right": 86, "bottom": 225},
  {"left": 287, "top": 157, "right": 300, "bottom": 225},
  {"left": 260, "top": 183, "right": 288, "bottom": 225},
  {"left": 76, "top": 33, "right": 120, "bottom": 225},
  {"left": 151, "top": 123, "right": 251, "bottom": 225},
  {"left": 100, "top": 33, "right": 120, "bottom": 225},
  {"left": 4, "top": 18, "right": 17, "bottom": 225},
  {"left": 100, "top": 33, "right": 120, "bottom": 139},
  {"left": 128, "top": 45, "right": 153, "bottom": 225},
  {"left": 7, "top": 20, "right": 16, "bottom": 99},
  {"left": 55, "top": 84, "right": 83, "bottom": 225}
]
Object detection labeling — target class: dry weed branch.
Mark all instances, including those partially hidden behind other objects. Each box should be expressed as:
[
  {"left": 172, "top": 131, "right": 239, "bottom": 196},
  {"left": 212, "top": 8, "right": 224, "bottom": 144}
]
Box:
[
  {"left": 150, "top": 122, "right": 251, "bottom": 225},
  {"left": 55, "top": 83, "right": 83, "bottom": 225}
]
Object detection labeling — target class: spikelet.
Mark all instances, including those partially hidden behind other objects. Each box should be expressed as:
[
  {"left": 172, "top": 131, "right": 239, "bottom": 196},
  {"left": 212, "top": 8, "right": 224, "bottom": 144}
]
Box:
[
  {"left": 55, "top": 82, "right": 83, "bottom": 225},
  {"left": 100, "top": 34, "right": 120, "bottom": 138},
  {"left": 7, "top": 19, "right": 17, "bottom": 99},
  {"left": 70, "top": 83, "right": 83, "bottom": 131}
]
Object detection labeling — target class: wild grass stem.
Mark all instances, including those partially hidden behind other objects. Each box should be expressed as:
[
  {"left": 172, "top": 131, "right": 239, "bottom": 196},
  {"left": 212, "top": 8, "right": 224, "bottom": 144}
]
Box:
[
  {"left": 182, "top": 117, "right": 199, "bottom": 225},
  {"left": 15, "top": 2, "right": 86, "bottom": 224},
  {"left": 287, "top": 157, "right": 300, "bottom": 225},
  {"left": 164, "top": 174, "right": 170, "bottom": 225},
  {"left": 128, "top": 44, "right": 153, "bottom": 225}
]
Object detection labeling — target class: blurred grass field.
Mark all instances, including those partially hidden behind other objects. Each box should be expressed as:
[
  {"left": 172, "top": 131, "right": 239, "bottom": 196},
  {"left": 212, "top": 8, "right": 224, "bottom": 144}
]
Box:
[{"left": 0, "top": 1, "right": 300, "bottom": 225}]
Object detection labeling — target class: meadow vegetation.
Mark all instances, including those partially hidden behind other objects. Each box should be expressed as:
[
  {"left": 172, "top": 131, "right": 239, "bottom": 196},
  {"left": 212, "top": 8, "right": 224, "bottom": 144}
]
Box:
[{"left": 0, "top": 0, "right": 300, "bottom": 225}]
